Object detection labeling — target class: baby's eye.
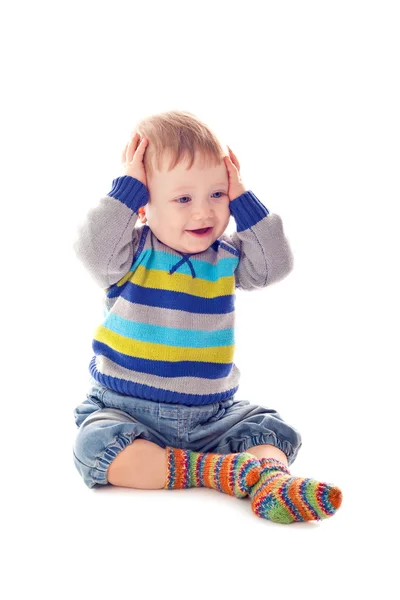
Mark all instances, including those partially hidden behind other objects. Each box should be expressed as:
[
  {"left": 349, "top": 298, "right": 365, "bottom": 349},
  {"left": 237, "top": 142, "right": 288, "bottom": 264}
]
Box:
[
  {"left": 176, "top": 196, "right": 191, "bottom": 204},
  {"left": 212, "top": 192, "right": 225, "bottom": 198}
]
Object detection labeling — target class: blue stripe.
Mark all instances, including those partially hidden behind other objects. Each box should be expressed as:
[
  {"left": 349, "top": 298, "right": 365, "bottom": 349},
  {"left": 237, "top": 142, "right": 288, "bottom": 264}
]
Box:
[
  {"left": 103, "top": 313, "right": 234, "bottom": 348},
  {"left": 129, "top": 248, "right": 239, "bottom": 280},
  {"left": 214, "top": 456, "right": 224, "bottom": 493},
  {"left": 92, "top": 340, "right": 233, "bottom": 378},
  {"left": 107, "top": 282, "right": 235, "bottom": 314},
  {"left": 89, "top": 358, "right": 239, "bottom": 406},
  {"left": 320, "top": 485, "right": 335, "bottom": 515}
]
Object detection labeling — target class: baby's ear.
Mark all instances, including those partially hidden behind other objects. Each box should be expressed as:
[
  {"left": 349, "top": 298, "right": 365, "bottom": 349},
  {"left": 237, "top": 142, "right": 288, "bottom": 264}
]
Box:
[{"left": 138, "top": 206, "right": 147, "bottom": 223}]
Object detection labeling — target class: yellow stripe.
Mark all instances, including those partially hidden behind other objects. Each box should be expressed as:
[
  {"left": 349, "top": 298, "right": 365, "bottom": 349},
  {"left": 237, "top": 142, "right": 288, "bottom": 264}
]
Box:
[
  {"left": 117, "top": 270, "right": 134, "bottom": 287},
  {"left": 116, "top": 265, "right": 234, "bottom": 298},
  {"left": 94, "top": 326, "right": 234, "bottom": 363}
]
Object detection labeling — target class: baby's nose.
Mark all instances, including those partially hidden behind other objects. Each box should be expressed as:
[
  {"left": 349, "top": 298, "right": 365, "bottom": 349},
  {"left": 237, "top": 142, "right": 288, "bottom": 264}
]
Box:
[{"left": 192, "top": 202, "right": 214, "bottom": 219}]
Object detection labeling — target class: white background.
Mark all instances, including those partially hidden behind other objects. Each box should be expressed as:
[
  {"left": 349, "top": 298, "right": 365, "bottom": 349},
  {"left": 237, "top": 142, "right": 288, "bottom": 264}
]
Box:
[{"left": 2, "top": 0, "right": 399, "bottom": 598}]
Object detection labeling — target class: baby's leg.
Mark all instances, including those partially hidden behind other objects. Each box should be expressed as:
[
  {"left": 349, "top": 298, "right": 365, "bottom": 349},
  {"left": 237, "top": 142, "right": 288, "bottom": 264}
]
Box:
[
  {"left": 109, "top": 441, "right": 261, "bottom": 498},
  {"left": 74, "top": 409, "right": 259, "bottom": 496},
  {"left": 108, "top": 439, "right": 167, "bottom": 489},
  {"left": 73, "top": 404, "right": 164, "bottom": 489}
]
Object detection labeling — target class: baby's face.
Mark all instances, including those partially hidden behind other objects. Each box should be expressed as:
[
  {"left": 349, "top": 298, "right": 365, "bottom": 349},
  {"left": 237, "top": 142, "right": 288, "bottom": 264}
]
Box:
[{"left": 140, "top": 150, "right": 230, "bottom": 254}]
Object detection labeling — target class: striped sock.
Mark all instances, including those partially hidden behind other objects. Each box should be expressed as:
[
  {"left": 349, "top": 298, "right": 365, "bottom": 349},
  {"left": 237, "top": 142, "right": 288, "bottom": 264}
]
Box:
[
  {"left": 163, "top": 447, "right": 261, "bottom": 499},
  {"left": 249, "top": 458, "right": 343, "bottom": 524}
]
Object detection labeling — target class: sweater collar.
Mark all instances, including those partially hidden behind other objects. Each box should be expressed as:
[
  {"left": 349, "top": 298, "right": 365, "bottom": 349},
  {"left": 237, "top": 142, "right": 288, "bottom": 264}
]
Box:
[{"left": 147, "top": 226, "right": 220, "bottom": 279}]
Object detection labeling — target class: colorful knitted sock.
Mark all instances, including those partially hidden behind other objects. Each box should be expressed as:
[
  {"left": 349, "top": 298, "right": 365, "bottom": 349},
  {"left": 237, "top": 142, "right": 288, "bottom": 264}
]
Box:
[
  {"left": 163, "top": 447, "right": 261, "bottom": 499},
  {"left": 249, "top": 457, "right": 343, "bottom": 524}
]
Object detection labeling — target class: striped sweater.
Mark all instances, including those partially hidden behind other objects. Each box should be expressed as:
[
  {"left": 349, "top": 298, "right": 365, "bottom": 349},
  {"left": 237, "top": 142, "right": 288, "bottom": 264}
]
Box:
[{"left": 73, "top": 175, "right": 294, "bottom": 406}]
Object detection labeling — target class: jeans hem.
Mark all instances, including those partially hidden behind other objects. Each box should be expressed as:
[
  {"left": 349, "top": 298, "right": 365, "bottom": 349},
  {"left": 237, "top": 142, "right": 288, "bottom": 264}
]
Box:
[{"left": 89, "top": 431, "right": 138, "bottom": 486}]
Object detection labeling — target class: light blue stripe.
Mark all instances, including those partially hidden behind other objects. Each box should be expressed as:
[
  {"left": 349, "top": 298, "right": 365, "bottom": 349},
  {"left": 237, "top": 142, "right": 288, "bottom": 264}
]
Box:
[
  {"left": 130, "top": 248, "right": 239, "bottom": 281},
  {"left": 103, "top": 312, "right": 234, "bottom": 348}
]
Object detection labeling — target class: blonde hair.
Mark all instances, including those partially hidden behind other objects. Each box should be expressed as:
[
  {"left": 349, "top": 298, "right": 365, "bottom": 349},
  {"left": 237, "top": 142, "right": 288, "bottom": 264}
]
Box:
[{"left": 134, "top": 110, "right": 227, "bottom": 178}]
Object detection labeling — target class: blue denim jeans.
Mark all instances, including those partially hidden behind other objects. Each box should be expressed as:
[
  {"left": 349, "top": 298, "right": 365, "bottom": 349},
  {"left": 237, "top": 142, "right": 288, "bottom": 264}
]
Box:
[{"left": 73, "top": 378, "right": 302, "bottom": 488}]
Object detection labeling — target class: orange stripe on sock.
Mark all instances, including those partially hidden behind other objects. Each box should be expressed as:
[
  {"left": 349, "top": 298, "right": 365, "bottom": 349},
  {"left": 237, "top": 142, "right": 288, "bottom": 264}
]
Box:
[
  {"left": 211, "top": 454, "right": 221, "bottom": 490},
  {"left": 329, "top": 486, "right": 343, "bottom": 510},
  {"left": 203, "top": 454, "right": 216, "bottom": 488},
  {"left": 175, "top": 449, "right": 187, "bottom": 488},
  {"left": 219, "top": 455, "right": 234, "bottom": 495}
]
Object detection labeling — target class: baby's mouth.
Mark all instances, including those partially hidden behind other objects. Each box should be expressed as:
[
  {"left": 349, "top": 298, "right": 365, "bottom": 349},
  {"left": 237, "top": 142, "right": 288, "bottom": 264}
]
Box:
[{"left": 186, "top": 227, "right": 213, "bottom": 237}]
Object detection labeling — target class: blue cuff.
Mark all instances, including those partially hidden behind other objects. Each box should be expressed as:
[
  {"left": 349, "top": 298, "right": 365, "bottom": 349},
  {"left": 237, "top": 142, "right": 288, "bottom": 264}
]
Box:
[
  {"left": 107, "top": 176, "right": 149, "bottom": 213},
  {"left": 229, "top": 190, "right": 269, "bottom": 232}
]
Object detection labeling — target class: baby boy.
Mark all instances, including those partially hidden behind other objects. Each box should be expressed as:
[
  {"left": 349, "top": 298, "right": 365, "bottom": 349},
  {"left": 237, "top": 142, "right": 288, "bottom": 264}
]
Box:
[{"left": 72, "top": 110, "right": 342, "bottom": 524}]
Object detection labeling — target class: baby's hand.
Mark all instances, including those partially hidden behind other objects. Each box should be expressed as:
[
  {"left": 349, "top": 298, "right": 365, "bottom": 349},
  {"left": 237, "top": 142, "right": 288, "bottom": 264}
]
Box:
[
  {"left": 121, "top": 132, "right": 149, "bottom": 187},
  {"left": 224, "top": 146, "right": 247, "bottom": 201}
]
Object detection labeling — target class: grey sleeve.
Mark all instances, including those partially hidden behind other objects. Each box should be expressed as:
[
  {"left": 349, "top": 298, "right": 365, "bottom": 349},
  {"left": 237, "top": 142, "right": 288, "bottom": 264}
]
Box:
[
  {"left": 72, "top": 176, "right": 149, "bottom": 289},
  {"left": 222, "top": 190, "right": 294, "bottom": 290}
]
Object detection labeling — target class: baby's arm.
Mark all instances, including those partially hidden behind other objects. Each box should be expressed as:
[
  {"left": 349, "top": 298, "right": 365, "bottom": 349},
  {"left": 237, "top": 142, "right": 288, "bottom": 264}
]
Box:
[
  {"left": 73, "top": 134, "right": 149, "bottom": 289},
  {"left": 220, "top": 147, "right": 293, "bottom": 290},
  {"left": 222, "top": 196, "right": 294, "bottom": 290}
]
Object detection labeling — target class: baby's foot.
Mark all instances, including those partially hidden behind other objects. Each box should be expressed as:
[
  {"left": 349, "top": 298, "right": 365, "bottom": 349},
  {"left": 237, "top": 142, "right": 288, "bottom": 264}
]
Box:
[{"left": 249, "top": 458, "right": 342, "bottom": 524}]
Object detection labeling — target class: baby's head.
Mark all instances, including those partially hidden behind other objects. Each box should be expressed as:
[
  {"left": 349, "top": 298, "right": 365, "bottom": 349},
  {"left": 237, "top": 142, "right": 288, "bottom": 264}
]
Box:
[{"left": 134, "top": 110, "right": 230, "bottom": 254}]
